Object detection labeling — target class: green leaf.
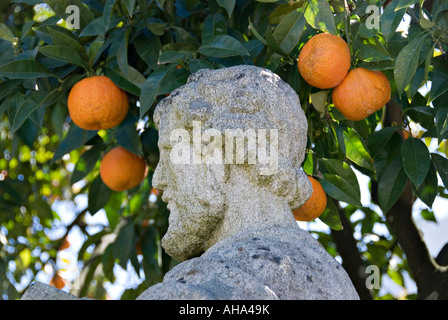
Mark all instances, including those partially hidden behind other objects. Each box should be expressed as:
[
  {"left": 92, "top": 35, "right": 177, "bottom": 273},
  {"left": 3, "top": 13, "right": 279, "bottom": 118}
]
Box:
[
  {"left": 310, "top": 90, "right": 329, "bottom": 113},
  {"left": 272, "top": 10, "right": 306, "bottom": 55},
  {"left": 394, "top": 32, "right": 429, "bottom": 98},
  {"left": 380, "top": 1, "right": 407, "bottom": 42},
  {"left": 217, "top": 0, "right": 236, "bottom": 17},
  {"left": 11, "top": 91, "right": 46, "bottom": 134},
  {"left": 420, "top": 209, "right": 437, "bottom": 223},
  {"left": 378, "top": 158, "right": 408, "bottom": 213},
  {"left": 0, "top": 80, "right": 22, "bottom": 103},
  {"left": 0, "top": 180, "right": 22, "bottom": 204},
  {"left": 302, "top": 150, "right": 317, "bottom": 176},
  {"left": 122, "top": 0, "right": 136, "bottom": 15},
  {"left": 88, "top": 176, "right": 112, "bottom": 215},
  {"left": 12, "top": 73, "right": 84, "bottom": 133},
  {"left": 400, "top": 137, "right": 430, "bottom": 188},
  {"left": 367, "top": 126, "right": 400, "bottom": 159},
  {"left": 435, "top": 108, "right": 448, "bottom": 143},
  {"left": 45, "top": 0, "right": 94, "bottom": 30},
  {"left": 141, "top": 225, "right": 162, "bottom": 273},
  {"left": 52, "top": 123, "right": 98, "bottom": 163},
  {"left": 428, "top": 71, "right": 448, "bottom": 104},
  {"left": 264, "top": 26, "right": 286, "bottom": 55},
  {"left": 141, "top": 127, "right": 159, "bottom": 170},
  {"left": 133, "top": 33, "right": 161, "bottom": 70},
  {"left": 337, "top": 124, "right": 374, "bottom": 171},
  {"left": 0, "top": 60, "right": 52, "bottom": 79},
  {"left": 147, "top": 22, "right": 167, "bottom": 36},
  {"left": 38, "top": 45, "right": 89, "bottom": 70},
  {"left": 357, "top": 60, "right": 395, "bottom": 71},
  {"left": 47, "top": 26, "right": 89, "bottom": 62},
  {"left": 413, "top": 162, "right": 437, "bottom": 208},
  {"left": 188, "top": 58, "right": 214, "bottom": 73},
  {"left": 201, "top": 14, "right": 227, "bottom": 44},
  {"left": 158, "top": 43, "right": 196, "bottom": 64},
  {"left": 248, "top": 18, "right": 267, "bottom": 45},
  {"left": 431, "top": 153, "right": 448, "bottom": 189},
  {"left": 395, "top": 0, "right": 418, "bottom": 10},
  {"left": 115, "top": 113, "right": 142, "bottom": 156},
  {"left": 304, "top": 0, "right": 338, "bottom": 35},
  {"left": 268, "top": 2, "right": 303, "bottom": 24},
  {"left": 104, "top": 190, "right": 122, "bottom": 230},
  {"left": 387, "top": 267, "right": 405, "bottom": 287},
  {"left": 103, "top": 0, "right": 117, "bottom": 29},
  {"left": 104, "top": 67, "right": 141, "bottom": 96},
  {"left": 88, "top": 37, "right": 105, "bottom": 66},
  {"left": 102, "top": 244, "right": 116, "bottom": 282},
  {"left": 28, "top": 198, "right": 53, "bottom": 223},
  {"left": 79, "top": 17, "right": 107, "bottom": 37},
  {"left": 319, "top": 158, "right": 362, "bottom": 206},
  {"left": 171, "top": 26, "right": 200, "bottom": 48},
  {"left": 0, "top": 23, "right": 15, "bottom": 42},
  {"left": 354, "top": 38, "right": 393, "bottom": 62},
  {"left": 116, "top": 28, "right": 130, "bottom": 77},
  {"left": 113, "top": 222, "right": 136, "bottom": 269},
  {"left": 360, "top": 207, "right": 381, "bottom": 236},
  {"left": 320, "top": 173, "right": 362, "bottom": 206},
  {"left": 139, "top": 64, "right": 177, "bottom": 118},
  {"left": 198, "top": 35, "right": 249, "bottom": 58},
  {"left": 71, "top": 143, "right": 105, "bottom": 184},
  {"left": 318, "top": 197, "right": 343, "bottom": 231}
]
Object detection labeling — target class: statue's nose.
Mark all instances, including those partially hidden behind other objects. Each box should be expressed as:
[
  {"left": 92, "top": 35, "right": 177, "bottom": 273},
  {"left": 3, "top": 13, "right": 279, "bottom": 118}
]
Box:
[{"left": 152, "top": 158, "right": 167, "bottom": 191}]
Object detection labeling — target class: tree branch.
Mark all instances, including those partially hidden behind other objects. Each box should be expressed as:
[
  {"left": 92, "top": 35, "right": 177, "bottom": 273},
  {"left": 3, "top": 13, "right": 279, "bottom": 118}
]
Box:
[
  {"left": 383, "top": 100, "right": 448, "bottom": 299},
  {"left": 436, "top": 243, "right": 448, "bottom": 267},
  {"left": 331, "top": 202, "right": 373, "bottom": 300}
]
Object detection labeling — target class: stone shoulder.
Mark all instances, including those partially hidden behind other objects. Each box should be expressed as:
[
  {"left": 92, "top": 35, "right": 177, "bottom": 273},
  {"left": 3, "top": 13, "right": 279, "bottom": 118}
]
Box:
[{"left": 137, "top": 227, "right": 360, "bottom": 300}]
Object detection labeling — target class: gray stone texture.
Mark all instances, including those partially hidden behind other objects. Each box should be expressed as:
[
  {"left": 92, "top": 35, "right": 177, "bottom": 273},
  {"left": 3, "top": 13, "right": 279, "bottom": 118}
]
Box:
[
  {"left": 21, "top": 282, "right": 89, "bottom": 300},
  {"left": 137, "top": 226, "right": 359, "bottom": 300}
]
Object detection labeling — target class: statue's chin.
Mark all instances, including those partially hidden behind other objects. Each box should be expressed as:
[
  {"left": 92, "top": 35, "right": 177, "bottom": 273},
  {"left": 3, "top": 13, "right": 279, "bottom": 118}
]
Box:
[
  {"left": 161, "top": 199, "right": 225, "bottom": 262},
  {"left": 161, "top": 227, "right": 204, "bottom": 262}
]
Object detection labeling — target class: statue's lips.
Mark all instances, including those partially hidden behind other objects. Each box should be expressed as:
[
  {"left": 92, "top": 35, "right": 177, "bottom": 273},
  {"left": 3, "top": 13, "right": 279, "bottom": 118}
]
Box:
[{"left": 161, "top": 190, "right": 174, "bottom": 203}]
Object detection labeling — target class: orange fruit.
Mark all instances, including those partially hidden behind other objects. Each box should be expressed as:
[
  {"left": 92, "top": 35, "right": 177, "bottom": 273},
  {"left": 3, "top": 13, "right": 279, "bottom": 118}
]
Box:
[
  {"left": 50, "top": 273, "right": 66, "bottom": 290},
  {"left": 135, "top": 240, "right": 142, "bottom": 256},
  {"left": 58, "top": 237, "right": 70, "bottom": 250},
  {"left": 292, "top": 176, "right": 327, "bottom": 222},
  {"left": 332, "top": 67, "right": 391, "bottom": 121},
  {"left": 298, "top": 33, "right": 351, "bottom": 89},
  {"left": 99, "top": 146, "right": 147, "bottom": 191},
  {"left": 67, "top": 76, "right": 129, "bottom": 130},
  {"left": 402, "top": 129, "right": 413, "bottom": 140}
]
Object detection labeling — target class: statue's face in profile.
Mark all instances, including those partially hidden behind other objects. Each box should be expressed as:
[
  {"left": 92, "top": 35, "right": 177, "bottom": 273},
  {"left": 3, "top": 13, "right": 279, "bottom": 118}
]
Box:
[{"left": 152, "top": 114, "right": 225, "bottom": 262}]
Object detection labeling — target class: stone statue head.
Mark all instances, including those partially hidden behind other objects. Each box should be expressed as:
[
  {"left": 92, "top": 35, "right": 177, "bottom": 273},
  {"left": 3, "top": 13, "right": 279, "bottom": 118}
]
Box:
[{"left": 152, "top": 65, "right": 312, "bottom": 262}]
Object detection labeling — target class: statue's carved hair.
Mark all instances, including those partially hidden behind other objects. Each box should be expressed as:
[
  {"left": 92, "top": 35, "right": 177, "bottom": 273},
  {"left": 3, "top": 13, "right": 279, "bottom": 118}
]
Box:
[{"left": 154, "top": 65, "right": 312, "bottom": 209}]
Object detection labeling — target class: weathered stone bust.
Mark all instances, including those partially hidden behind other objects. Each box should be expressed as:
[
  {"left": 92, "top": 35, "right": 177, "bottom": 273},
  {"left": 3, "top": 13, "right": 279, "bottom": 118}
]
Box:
[
  {"left": 136, "top": 65, "right": 359, "bottom": 300},
  {"left": 22, "top": 65, "right": 359, "bottom": 300}
]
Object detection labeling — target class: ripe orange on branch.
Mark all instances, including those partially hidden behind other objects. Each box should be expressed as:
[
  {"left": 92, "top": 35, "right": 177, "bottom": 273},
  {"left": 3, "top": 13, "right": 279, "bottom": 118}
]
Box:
[
  {"left": 49, "top": 273, "right": 66, "bottom": 290},
  {"left": 99, "top": 146, "right": 147, "bottom": 192},
  {"left": 332, "top": 67, "right": 391, "bottom": 121},
  {"left": 67, "top": 75, "right": 129, "bottom": 130},
  {"left": 293, "top": 176, "right": 327, "bottom": 222},
  {"left": 298, "top": 32, "right": 351, "bottom": 89}
]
